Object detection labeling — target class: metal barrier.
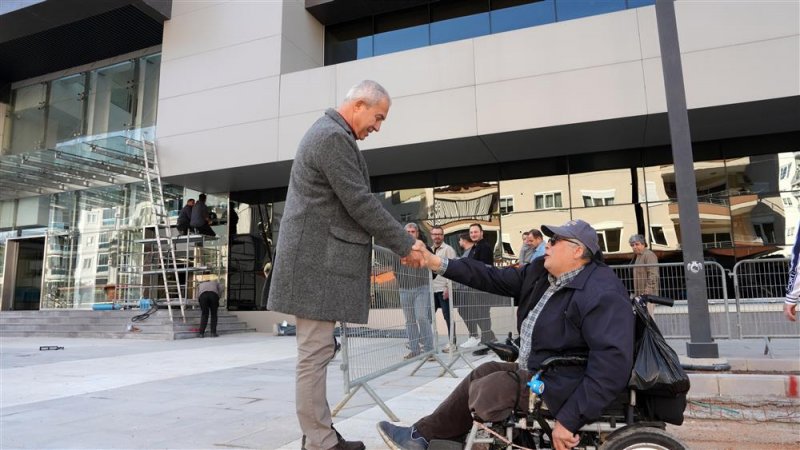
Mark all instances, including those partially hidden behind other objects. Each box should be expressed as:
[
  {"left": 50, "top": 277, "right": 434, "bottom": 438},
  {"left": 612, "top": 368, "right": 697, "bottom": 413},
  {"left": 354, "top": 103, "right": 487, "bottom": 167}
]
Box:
[
  {"left": 610, "top": 262, "right": 732, "bottom": 339},
  {"left": 445, "top": 281, "right": 517, "bottom": 371},
  {"left": 733, "top": 258, "right": 798, "bottom": 341},
  {"left": 333, "top": 246, "right": 455, "bottom": 421}
]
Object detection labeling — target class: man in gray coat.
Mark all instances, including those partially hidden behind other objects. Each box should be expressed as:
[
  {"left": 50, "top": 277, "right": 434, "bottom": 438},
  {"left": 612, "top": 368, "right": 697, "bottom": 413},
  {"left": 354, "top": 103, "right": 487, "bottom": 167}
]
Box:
[{"left": 268, "top": 80, "right": 424, "bottom": 450}]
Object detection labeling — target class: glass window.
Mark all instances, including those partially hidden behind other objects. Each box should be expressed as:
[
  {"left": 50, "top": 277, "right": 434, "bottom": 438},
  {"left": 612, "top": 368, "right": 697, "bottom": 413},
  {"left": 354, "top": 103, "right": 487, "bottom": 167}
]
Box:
[
  {"left": 555, "top": 0, "right": 626, "bottom": 22},
  {"left": 87, "top": 61, "right": 135, "bottom": 136},
  {"left": 8, "top": 83, "right": 47, "bottom": 154},
  {"left": 135, "top": 54, "right": 161, "bottom": 132},
  {"left": 374, "top": 24, "right": 429, "bottom": 56},
  {"left": 491, "top": 0, "right": 556, "bottom": 33},
  {"left": 325, "top": 18, "right": 374, "bottom": 65},
  {"left": 626, "top": 0, "right": 655, "bottom": 8},
  {"left": 535, "top": 191, "right": 563, "bottom": 209},
  {"left": 499, "top": 196, "right": 514, "bottom": 215},
  {"left": 45, "top": 73, "right": 86, "bottom": 148},
  {"left": 650, "top": 225, "right": 668, "bottom": 246},
  {"left": 430, "top": 0, "right": 490, "bottom": 45},
  {"left": 374, "top": 6, "right": 429, "bottom": 56}
]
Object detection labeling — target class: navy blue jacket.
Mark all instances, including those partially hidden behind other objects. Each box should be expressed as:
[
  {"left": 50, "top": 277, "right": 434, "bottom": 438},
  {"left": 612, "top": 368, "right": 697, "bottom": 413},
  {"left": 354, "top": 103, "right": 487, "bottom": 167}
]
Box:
[
  {"left": 469, "top": 238, "right": 494, "bottom": 265},
  {"left": 443, "top": 257, "right": 634, "bottom": 433}
]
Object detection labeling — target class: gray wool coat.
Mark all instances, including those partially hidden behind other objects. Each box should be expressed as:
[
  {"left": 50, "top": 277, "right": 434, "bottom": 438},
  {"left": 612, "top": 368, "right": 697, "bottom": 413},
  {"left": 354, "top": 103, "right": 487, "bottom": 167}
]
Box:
[{"left": 267, "top": 109, "right": 415, "bottom": 324}]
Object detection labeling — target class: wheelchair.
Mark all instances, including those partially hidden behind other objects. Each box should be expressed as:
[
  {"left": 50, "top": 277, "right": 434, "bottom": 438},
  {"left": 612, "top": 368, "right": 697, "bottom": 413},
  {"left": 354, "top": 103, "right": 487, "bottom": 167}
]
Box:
[{"left": 429, "top": 295, "right": 688, "bottom": 450}]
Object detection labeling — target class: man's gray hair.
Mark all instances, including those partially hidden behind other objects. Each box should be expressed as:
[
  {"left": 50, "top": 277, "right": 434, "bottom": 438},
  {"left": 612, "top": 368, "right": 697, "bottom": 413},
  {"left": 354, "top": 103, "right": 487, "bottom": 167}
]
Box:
[
  {"left": 404, "top": 222, "right": 419, "bottom": 231},
  {"left": 344, "top": 80, "right": 391, "bottom": 106},
  {"left": 629, "top": 234, "right": 647, "bottom": 246}
]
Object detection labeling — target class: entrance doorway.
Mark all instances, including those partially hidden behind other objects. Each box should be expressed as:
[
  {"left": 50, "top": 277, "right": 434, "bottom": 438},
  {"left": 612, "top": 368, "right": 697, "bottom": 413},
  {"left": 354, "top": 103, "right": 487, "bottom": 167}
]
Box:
[{"left": 1, "top": 237, "right": 45, "bottom": 311}]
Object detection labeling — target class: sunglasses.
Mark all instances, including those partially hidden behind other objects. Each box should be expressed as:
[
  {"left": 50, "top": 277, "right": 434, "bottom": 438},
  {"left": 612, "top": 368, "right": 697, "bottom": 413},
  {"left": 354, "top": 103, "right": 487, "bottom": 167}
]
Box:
[{"left": 548, "top": 235, "right": 582, "bottom": 247}]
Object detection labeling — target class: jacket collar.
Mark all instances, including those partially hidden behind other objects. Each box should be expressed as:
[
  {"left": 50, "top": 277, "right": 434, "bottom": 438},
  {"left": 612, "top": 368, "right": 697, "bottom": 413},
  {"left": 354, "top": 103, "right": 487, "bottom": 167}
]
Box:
[
  {"left": 325, "top": 108, "right": 356, "bottom": 139},
  {"left": 562, "top": 260, "right": 599, "bottom": 291}
]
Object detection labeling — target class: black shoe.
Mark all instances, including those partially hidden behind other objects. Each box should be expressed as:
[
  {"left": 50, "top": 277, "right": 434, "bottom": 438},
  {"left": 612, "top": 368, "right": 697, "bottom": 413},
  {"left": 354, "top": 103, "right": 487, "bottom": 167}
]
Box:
[
  {"left": 472, "top": 348, "right": 490, "bottom": 356},
  {"left": 210, "top": 332, "right": 219, "bottom": 338},
  {"left": 198, "top": 332, "right": 204, "bottom": 338},
  {"left": 302, "top": 426, "right": 364, "bottom": 450}
]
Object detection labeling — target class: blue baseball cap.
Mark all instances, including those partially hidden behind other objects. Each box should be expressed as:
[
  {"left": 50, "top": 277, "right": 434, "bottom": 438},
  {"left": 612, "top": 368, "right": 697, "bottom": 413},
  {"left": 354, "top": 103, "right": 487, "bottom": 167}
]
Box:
[{"left": 541, "top": 219, "right": 600, "bottom": 254}]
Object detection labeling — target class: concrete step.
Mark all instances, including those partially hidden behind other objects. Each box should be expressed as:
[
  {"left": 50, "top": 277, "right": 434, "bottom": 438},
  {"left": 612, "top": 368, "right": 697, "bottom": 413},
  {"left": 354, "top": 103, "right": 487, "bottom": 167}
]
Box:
[{"left": 0, "top": 309, "right": 254, "bottom": 340}]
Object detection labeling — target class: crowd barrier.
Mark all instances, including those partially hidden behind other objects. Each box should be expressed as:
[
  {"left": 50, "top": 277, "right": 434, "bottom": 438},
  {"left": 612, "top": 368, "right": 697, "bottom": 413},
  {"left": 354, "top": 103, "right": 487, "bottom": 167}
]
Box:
[
  {"left": 444, "top": 281, "right": 516, "bottom": 371},
  {"left": 610, "top": 261, "right": 733, "bottom": 339},
  {"left": 732, "top": 258, "right": 796, "bottom": 341},
  {"left": 333, "top": 246, "right": 455, "bottom": 421}
]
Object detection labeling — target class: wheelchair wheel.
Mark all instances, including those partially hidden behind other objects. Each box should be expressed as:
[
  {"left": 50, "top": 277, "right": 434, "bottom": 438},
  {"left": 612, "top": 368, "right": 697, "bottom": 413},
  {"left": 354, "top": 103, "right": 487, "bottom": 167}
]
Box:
[{"left": 600, "top": 427, "right": 687, "bottom": 450}]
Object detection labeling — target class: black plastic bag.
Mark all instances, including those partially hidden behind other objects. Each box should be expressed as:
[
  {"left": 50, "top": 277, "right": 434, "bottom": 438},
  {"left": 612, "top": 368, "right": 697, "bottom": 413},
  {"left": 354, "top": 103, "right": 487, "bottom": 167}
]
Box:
[
  {"left": 629, "top": 301, "right": 690, "bottom": 425},
  {"left": 629, "top": 302, "right": 690, "bottom": 394}
]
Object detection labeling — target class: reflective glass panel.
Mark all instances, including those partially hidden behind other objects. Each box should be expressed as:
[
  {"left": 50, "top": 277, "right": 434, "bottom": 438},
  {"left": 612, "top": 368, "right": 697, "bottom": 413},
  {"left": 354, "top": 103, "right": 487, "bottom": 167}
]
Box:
[
  {"left": 8, "top": 83, "right": 47, "bottom": 154},
  {"left": 45, "top": 73, "right": 86, "bottom": 148},
  {"left": 324, "top": 18, "right": 373, "bottom": 65},
  {"left": 570, "top": 168, "right": 632, "bottom": 208},
  {"left": 626, "top": 0, "right": 655, "bottom": 8},
  {"left": 135, "top": 54, "right": 161, "bottom": 131},
  {"left": 431, "top": 12, "right": 489, "bottom": 45},
  {"left": 87, "top": 61, "right": 135, "bottom": 136},
  {"left": 491, "top": 0, "right": 556, "bottom": 33},
  {"left": 571, "top": 204, "right": 637, "bottom": 258},
  {"left": 555, "top": 0, "right": 626, "bottom": 21},
  {"left": 374, "top": 24, "right": 429, "bottom": 56}
]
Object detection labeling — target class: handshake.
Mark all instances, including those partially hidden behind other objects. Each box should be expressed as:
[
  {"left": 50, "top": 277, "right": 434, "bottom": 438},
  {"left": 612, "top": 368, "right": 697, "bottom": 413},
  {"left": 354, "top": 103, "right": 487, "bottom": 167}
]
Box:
[{"left": 399, "top": 240, "right": 442, "bottom": 270}]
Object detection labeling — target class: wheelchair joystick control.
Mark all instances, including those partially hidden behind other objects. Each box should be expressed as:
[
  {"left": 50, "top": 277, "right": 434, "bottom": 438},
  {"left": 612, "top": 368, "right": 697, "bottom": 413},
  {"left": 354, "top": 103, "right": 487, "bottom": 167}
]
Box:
[{"left": 528, "top": 374, "right": 544, "bottom": 395}]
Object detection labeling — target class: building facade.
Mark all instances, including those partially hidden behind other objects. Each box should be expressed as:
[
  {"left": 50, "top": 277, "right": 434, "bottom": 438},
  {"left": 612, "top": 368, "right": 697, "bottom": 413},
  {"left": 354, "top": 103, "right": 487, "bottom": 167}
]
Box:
[{"left": 1, "top": 0, "right": 798, "bottom": 311}]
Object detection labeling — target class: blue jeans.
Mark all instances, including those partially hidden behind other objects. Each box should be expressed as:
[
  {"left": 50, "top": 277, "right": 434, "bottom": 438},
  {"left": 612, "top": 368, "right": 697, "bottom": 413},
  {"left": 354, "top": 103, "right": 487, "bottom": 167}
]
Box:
[{"left": 400, "top": 286, "right": 434, "bottom": 353}]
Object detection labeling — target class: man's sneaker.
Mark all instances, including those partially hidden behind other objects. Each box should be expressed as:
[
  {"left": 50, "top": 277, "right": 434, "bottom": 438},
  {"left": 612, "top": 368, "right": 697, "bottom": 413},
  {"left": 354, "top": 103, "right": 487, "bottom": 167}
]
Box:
[
  {"left": 441, "top": 344, "right": 452, "bottom": 354},
  {"left": 460, "top": 336, "right": 480, "bottom": 349},
  {"left": 376, "top": 421, "right": 429, "bottom": 450},
  {"left": 403, "top": 352, "right": 420, "bottom": 360}
]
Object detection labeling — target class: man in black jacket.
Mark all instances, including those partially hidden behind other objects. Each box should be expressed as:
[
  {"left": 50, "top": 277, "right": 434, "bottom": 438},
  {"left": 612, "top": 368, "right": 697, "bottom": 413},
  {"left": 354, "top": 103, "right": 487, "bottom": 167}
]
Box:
[
  {"left": 377, "top": 219, "right": 634, "bottom": 450},
  {"left": 176, "top": 198, "right": 194, "bottom": 236}
]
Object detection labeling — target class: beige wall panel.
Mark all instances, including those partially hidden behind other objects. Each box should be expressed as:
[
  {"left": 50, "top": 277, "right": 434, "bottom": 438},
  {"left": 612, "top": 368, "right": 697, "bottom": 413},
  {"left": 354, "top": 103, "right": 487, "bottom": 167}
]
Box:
[
  {"left": 335, "top": 40, "right": 476, "bottom": 101},
  {"left": 170, "top": 0, "right": 222, "bottom": 17},
  {"left": 279, "top": 66, "right": 336, "bottom": 117},
  {"left": 278, "top": 110, "right": 325, "bottom": 162},
  {"left": 158, "top": 119, "right": 279, "bottom": 176},
  {"left": 476, "top": 61, "right": 647, "bottom": 135},
  {"left": 157, "top": 76, "right": 279, "bottom": 138},
  {"left": 160, "top": 36, "right": 281, "bottom": 99},
  {"left": 641, "top": 57, "right": 666, "bottom": 114},
  {"left": 280, "top": 39, "right": 322, "bottom": 77},
  {"left": 474, "top": 9, "right": 641, "bottom": 84},
  {"left": 359, "top": 86, "right": 478, "bottom": 150},
  {"left": 280, "top": 0, "right": 324, "bottom": 71},
  {"left": 637, "top": 1, "right": 799, "bottom": 59},
  {"left": 162, "top": 1, "right": 282, "bottom": 62},
  {"left": 683, "top": 37, "right": 800, "bottom": 109}
]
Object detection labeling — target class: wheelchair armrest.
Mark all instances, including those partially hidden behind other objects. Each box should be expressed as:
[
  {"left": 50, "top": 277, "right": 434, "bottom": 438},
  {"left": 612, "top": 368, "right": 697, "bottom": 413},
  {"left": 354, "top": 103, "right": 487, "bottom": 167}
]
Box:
[
  {"left": 485, "top": 342, "right": 519, "bottom": 363},
  {"left": 539, "top": 355, "right": 588, "bottom": 371}
]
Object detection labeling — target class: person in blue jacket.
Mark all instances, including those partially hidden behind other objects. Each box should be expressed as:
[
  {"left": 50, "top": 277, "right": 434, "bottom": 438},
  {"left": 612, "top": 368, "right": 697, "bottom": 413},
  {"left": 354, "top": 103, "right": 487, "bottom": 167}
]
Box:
[{"left": 377, "top": 219, "right": 634, "bottom": 450}]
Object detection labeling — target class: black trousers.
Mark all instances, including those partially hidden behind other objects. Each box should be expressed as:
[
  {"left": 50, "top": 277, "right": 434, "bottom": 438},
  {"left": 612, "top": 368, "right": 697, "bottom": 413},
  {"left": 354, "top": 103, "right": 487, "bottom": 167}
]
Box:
[
  {"left": 199, "top": 291, "right": 220, "bottom": 334},
  {"left": 192, "top": 223, "right": 216, "bottom": 237}
]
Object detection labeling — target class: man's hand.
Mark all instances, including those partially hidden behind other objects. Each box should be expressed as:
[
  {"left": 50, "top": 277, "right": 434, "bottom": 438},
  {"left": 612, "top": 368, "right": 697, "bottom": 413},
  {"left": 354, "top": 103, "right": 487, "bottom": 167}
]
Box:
[
  {"left": 400, "top": 250, "right": 424, "bottom": 268},
  {"left": 785, "top": 303, "right": 797, "bottom": 322},
  {"left": 443, "top": 288, "right": 449, "bottom": 300},
  {"left": 552, "top": 421, "right": 579, "bottom": 450}
]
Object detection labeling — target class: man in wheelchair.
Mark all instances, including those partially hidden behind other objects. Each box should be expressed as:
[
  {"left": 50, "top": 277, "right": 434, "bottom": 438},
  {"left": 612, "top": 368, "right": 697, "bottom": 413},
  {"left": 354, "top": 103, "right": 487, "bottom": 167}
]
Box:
[{"left": 377, "top": 220, "right": 634, "bottom": 450}]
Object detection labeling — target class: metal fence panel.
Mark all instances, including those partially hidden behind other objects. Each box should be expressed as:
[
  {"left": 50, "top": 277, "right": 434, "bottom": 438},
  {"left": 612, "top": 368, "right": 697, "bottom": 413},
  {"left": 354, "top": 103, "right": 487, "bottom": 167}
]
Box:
[
  {"left": 334, "top": 246, "right": 455, "bottom": 420},
  {"left": 445, "top": 281, "right": 516, "bottom": 368},
  {"left": 733, "top": 258, "right": 798, "bottom": 339},
  {"left": 610, "top": 262, "right": 732, "bottom": 339}
]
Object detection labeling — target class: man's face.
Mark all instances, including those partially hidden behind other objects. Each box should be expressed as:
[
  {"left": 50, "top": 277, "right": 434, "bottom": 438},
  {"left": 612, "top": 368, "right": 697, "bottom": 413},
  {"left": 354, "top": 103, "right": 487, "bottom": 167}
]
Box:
[
  {"left": 431, "top": 228, "right": 444, "bottom": 246},
  {"left": 544, "top": 235, "right": 583, "bottom": 276},
  {"left": 469, "top": 226, "right": 482, "bottom": 242},
  {"left": 187, "top": 200, "right": 195, "bottom": 207},
  {"left": 459, "top": 238, "right": 471, "bottom": 250},
  {"left": 405, "top": 225, "right": 418, "bottom": 239},
  {"left": 630, "top": 241, "right": 646, "bottom": 255},
  {"left": 525, "top": 234, "right": 540, "bottom": 248},
  {"left": 352, "top": 98, "right": 389, "bottom": 140}
]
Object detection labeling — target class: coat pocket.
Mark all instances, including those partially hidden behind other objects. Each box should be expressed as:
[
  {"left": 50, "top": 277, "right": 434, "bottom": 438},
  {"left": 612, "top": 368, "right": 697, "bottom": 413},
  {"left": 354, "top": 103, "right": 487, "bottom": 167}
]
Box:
[{"left": 325, "top": 232, "right": 370, "bottom": 280}]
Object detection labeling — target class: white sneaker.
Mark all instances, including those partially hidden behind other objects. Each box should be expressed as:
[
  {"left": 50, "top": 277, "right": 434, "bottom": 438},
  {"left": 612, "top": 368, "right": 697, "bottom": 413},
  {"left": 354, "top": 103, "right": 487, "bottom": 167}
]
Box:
[{"left": 460, "top": 336, "right": 480, "bottom": 349}]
